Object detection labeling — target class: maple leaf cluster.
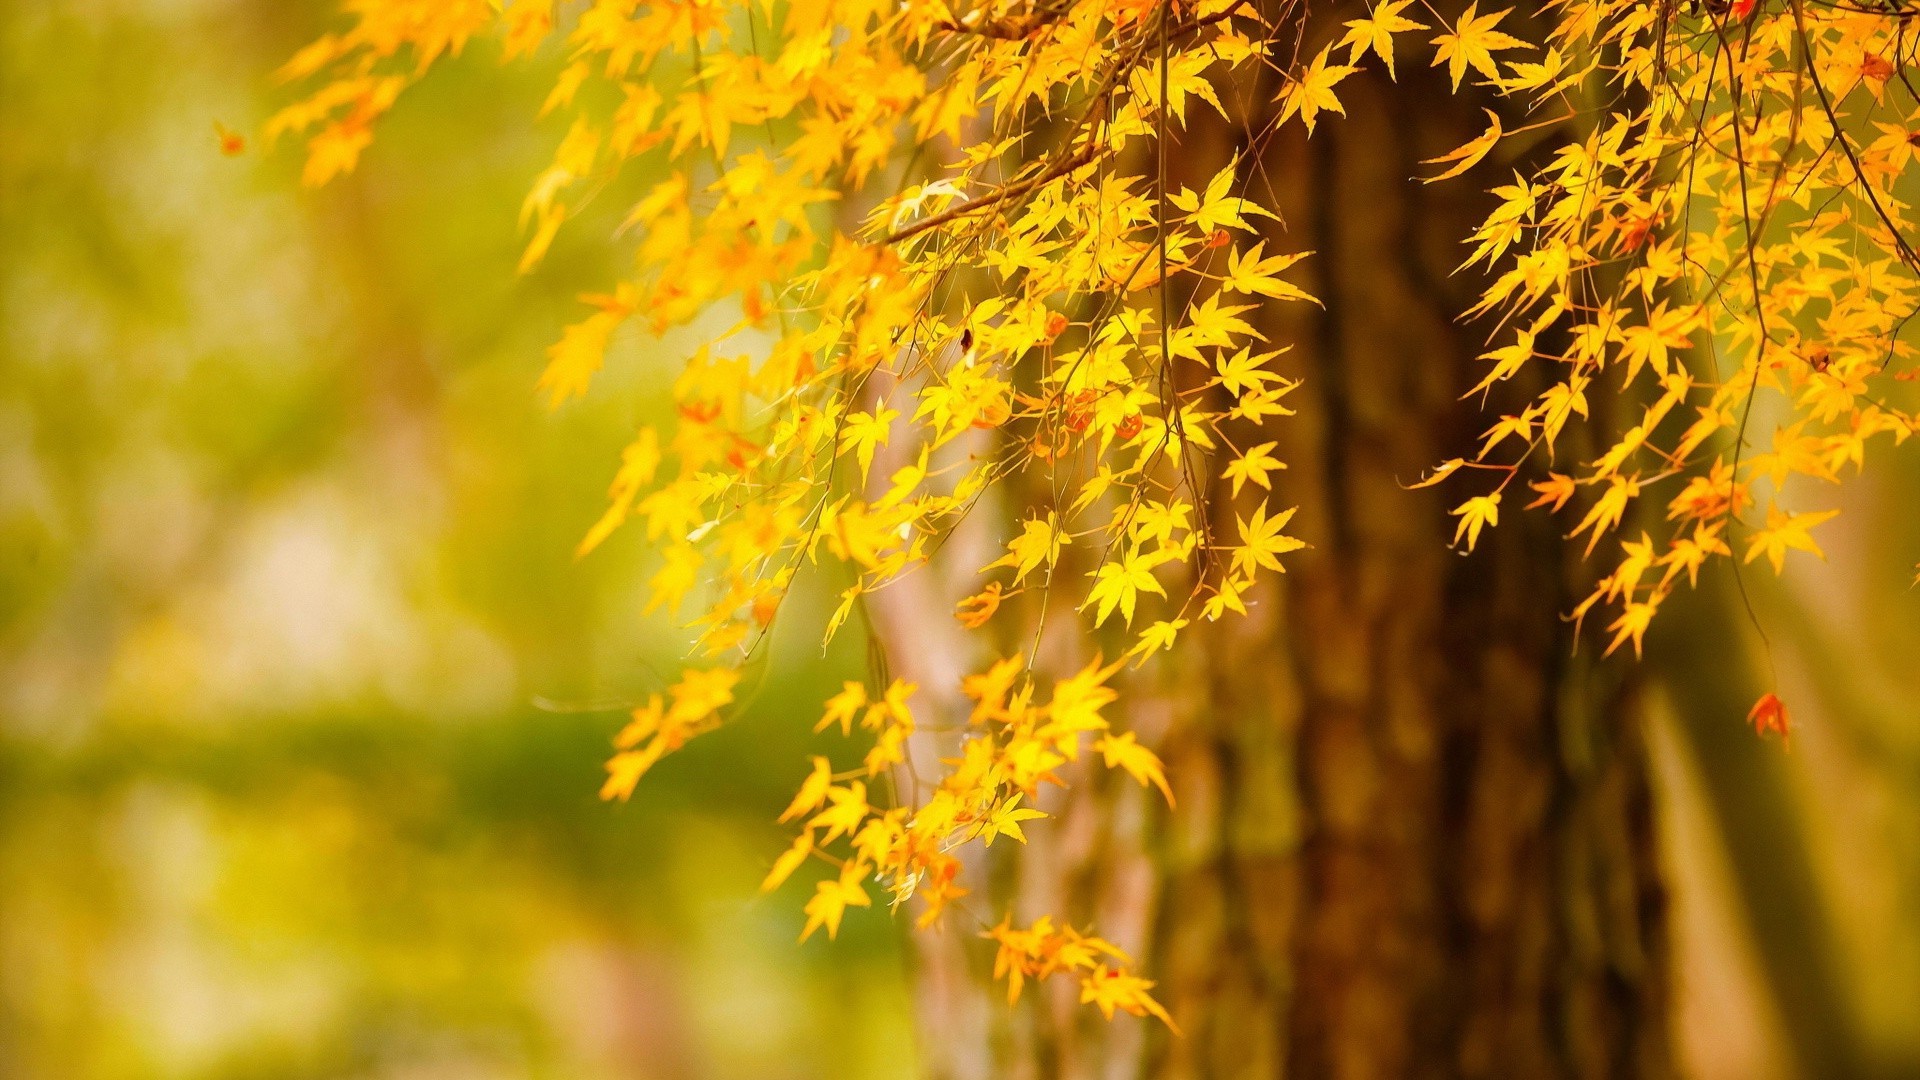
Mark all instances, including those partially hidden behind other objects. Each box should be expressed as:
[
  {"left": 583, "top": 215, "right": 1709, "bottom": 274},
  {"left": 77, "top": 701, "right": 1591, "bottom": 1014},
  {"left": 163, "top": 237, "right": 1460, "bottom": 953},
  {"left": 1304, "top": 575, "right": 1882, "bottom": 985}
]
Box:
[
  {"left": 760, "top": 657, "right": 1166, "bottom": 938},
  {"left": 271, "top": 0, "right": 1919, "bottom": 1027},
  {"left": 1421, "top": 0, "right": 1920, "bottom": 663}
]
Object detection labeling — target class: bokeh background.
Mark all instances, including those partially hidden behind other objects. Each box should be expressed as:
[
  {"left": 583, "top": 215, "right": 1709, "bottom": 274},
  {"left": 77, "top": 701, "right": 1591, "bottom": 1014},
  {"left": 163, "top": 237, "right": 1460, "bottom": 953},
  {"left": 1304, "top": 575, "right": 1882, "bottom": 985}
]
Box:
[{"left": 2, "top": 3, "right": 1917, "bottom": 1078}]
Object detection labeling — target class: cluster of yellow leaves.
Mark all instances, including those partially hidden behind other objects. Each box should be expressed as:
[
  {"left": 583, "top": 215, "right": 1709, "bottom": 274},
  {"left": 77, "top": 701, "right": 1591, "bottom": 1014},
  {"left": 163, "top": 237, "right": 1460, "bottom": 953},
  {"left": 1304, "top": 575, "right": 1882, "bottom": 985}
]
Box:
[
  {"left": 599, "top": 666, "right": 739, "bottom": 800},
  {"left": 762, "top": 658, "right": 1171, "bottom": 941},
  {"left": 985, "top": 915, "right": 1177, "bottom": 1028},
  {"left": 1423, "top": 0, "right": 1919, "bottom": 655},
  {"left": 266, "top": 0, "right": 498, "bottom": 185},
  {"left": 275, "top": 0, "right": 1919, "bottom": 1025}
]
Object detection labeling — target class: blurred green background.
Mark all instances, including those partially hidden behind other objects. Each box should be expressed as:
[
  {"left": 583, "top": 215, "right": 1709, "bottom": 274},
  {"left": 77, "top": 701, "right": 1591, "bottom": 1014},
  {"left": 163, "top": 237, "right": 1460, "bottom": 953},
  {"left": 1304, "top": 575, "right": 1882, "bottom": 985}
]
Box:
[
  {"left": 1, "top": 3, "right": 1917, "bottom": 1079},
  {"left": 0, "top": 4, "right": 910, "bottom": 1078}
]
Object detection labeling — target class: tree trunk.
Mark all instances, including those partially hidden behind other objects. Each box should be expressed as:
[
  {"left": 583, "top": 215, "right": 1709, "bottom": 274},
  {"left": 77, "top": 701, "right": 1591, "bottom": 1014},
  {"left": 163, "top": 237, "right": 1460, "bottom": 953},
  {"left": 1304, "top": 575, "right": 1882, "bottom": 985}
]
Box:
[
  {"left": 980, "top": 12, "right": 1674, "bottom": 1080},
  {"left": 1171, "top": 70, "right": 1664, "bottom": 1080}
]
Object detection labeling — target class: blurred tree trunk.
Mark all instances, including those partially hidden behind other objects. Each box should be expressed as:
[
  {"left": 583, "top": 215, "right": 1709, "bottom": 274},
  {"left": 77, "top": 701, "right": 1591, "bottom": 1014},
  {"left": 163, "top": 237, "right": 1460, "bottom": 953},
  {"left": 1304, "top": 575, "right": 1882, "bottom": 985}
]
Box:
[{"left": 936, "top": 21, "right": 1676, "bottom": 1080}]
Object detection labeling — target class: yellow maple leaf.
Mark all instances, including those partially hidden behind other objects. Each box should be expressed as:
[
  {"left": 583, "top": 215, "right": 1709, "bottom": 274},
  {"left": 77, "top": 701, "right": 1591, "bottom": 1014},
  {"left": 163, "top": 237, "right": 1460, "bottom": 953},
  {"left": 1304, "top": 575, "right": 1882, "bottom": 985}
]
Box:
[
  {"left": 800, "top": 866, "right": 871, "bottom": 941},
  {"left": 842, "top": 406, "right": 899, "bottom": 481},
  {"left": 1422, "top": 109, "right": 1503, "bottom": 183},
  {"left": 1220, "top": 243, "right": 1317, "bottom": 304},
  {"left": 761, "top": 834, "right": 813, "bottom": 893},
  {"left": 302, "top": 121, "right": 371, "bottom": 187},
  {"left": 1127, "top": 618, "right": 1189, "bottom": 661},
  {"left": 1080, "top": 965, "right": 1178, "bottom": 1031},
  {"left": 779, "top": 756, "right": 835, "bottom": 823},
  {"left": 1605, "top": 601, "right": 1657, "bottom": 659},
  {"left": 977, "top": 795, "right": 1047, "bottom": 846},
  {"left": 1224, "top": 440, "right": 1286, "bottom": 495},
  {"left": 1084, "top": 550, "right": 1168, "bottom": 627},
  {"left": 987, "top": 515, "right": 1065, "bottom": 582},
  {"left": 1096, "top": 731, "right": 1175, "bottom": 805},
  {"left": 1431, "top": 3, "right": 1528, "bottom": 90},
  {"left": 1280, "top": 47, "right": 1358, "bottom": 134},
  {"left": 1339, "top": 0, "right": 1429, "bottom": 79},
  {"left": 1744, "top": 506, "right": 1840, "bottom": 574},
  {"left": 1450, "top": 493, "right": 1501, "bottom": 551},
  {"left": 1232, "top": 502, "right": 1304, "bottom": 576}
]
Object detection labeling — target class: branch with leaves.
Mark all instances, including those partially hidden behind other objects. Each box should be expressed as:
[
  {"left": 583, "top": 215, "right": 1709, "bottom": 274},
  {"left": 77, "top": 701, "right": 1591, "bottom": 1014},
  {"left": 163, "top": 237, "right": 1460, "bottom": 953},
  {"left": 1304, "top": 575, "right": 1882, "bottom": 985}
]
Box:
[{"left": 268, "top": 0, "right": 1920, "bottom": 1027}]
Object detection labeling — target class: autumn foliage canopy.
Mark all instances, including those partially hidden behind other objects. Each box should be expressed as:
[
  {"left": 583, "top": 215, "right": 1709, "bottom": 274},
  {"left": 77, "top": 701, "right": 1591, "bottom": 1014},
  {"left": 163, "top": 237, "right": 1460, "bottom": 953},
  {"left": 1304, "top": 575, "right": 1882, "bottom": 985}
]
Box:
[{"left": 270, "top": 0, "right": 1917, "bottom": 1026}]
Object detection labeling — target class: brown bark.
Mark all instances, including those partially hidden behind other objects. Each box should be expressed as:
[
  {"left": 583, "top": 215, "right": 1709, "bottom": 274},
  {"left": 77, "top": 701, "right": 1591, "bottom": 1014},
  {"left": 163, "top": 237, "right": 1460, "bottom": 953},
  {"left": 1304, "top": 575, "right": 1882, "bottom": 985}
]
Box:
[
  {"left": 885, "top": 5, "right": 1674, "bottom": 1076},
  {"left": 992, "top": 15, "right": 1672, "bottom": 1080},
  {"left": 1147, "top": 55, "right": 1670, "bottom": 1077}
]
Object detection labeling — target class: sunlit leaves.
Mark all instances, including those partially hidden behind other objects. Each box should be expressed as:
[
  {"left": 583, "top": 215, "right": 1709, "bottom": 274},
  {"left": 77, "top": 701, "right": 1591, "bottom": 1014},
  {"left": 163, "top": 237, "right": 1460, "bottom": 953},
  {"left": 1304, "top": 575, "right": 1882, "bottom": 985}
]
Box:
[
  {"left": 279, "top": 0, "right": 1920, "bottom": 1030},
  {"left": 986, "top": 915, "right": 1172, "bottom": 1026},
  {"left": 600, "top": 668, "right": 741, "bottom": 799},
  {"left": 779, "top": 757, "right": 835, "bottom": 824},
  {"left": 1169, "top": 162, "right": 1280, "bottom": 235},
  {"left": 1081, "top": 965, "right": 1178, "bottom": 1029},
  {"left": 986, "top": 516, "right": 1064, "bottom": 583},
  {"left": 977, "top": 797, "right": 1047, "bottom": 847},
  {"left": 302, "top": 122, "right": 372, "bottom": 186},
  {"left": 1425, "top": 0, "right": 1919, "bottom": 665},
  {"left": 1605, "top": 601, "right": 1655, "bottom": 659}
]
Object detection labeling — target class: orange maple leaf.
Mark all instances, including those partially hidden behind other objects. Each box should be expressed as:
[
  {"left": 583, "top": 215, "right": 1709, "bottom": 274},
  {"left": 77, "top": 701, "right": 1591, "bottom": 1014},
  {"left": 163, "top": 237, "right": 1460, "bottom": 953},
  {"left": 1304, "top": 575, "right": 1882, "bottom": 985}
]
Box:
[{"left": 1747, "top": 693, "right": 1791, "bottom": 747}]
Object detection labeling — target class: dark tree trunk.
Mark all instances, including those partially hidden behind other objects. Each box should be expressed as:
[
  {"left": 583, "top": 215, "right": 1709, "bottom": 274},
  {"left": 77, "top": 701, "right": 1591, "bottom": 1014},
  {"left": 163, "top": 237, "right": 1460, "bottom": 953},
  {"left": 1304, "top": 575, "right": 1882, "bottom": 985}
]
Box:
[{"left": 1153, "top": 57, "right": 1670, "bottom": 1077}]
